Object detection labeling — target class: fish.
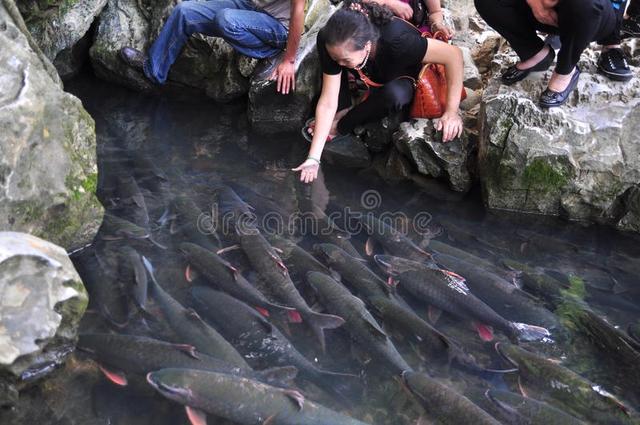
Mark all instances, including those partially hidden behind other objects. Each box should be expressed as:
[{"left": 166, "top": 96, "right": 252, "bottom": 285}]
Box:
[
  {"left": 306, "top": 272, "right": 412, "bottom": 376},
  {"left": 147, "top": 368, "right": 371, "bottom": 425},
  {"left": 501, "top": 260, "right": 568, "bottom": 302},
  {"left": 484, "top": 389, "right": 586, "bottom": 425},
  {"left": 179, "top": 242, "right": 295, "bottom": 320},
  {"left": 171, "top": 195, "right": 220, "bottom": 250},
  {"left": 267, "top": 235, "right": 332, "bottom": 282},
  {"left": 629, "top": 323, "right": 640, "bottom": 346},
  {"left": 433, "top": 253, "right": 559, "bottom": 329},
  {"left": 77, "top": 333, "right": 296, "bottom": 388},
  {"left": 314, "top": 244, "right": 478, "bottom": 368},
  {"left": 401, "top": 371, "right": 502, "bottom": 425},
  {"left": 99, "top": 213, "right": 151, "bottom": 241},
  {"left": 190, "top": 286, "right": 357, "bottom": 400},
  {"left": 107, "top": 173, "right": 150, "bottom": 230},
  {"left": 216, "top": 185, "right": 345, "bottom": 351},
  {"left": 143, "top": 257, "right": 249, "bottom": 367},
  {"left": 118, "top": 246, "right": 149, "bottom": 312},
  {"left": 361, "top": 214, "right": 433, "bottom": 262},
  {"left": 496, "top": 342, "right": 639, "bottom": 425},
  {"left": 428, "top": 240, "right": 515, "bottom": 281},
  {"left": 375, "top": 255, "right": 550, "bottom": 342}
]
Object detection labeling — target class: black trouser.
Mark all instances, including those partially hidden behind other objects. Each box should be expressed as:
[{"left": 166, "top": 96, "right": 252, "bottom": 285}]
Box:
[
  {"left": 475, "top": 0, "right": 623, "bottom": 74},
  {"left": 628, "top": 0, "right": 640, "bottom": 18},
  {"left": 336, "top": 71, "right": 415, "bottom": 134}
]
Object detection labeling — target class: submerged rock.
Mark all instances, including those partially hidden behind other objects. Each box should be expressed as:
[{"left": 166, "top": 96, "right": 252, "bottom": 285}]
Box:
[
  {"left": 0, "top": 232, "right": 88, "bottom": 399},
  {"left": 0, "top": 1, "right": 104, "bottom": 248},
  {"left": 17, "top": 0, "right": 107, "bottom": 78},
  {"left": 478, "top": 49, "right": 640, "bottom": 231},
  {"left": 394, "top": 119, "right": 473, "bottom": 192}
]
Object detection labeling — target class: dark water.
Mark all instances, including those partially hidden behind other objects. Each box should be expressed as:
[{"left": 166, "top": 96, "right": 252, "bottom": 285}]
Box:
[{"left": 5, "top": 73, "right": 640, "bottom": 425}]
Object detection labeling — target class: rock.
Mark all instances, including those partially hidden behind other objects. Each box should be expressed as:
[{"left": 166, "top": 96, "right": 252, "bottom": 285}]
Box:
[
  {"left": 0, "top": 232, "right": 88, "bottom": 398},
  {"left": 322, "top": 135, "right": 372, "bottom": 168},
  {"left": 461, "top": 46, "right": 481, "bottom": 89},
  {"left": 18, "top": 0, "right": 107, "bottom": 78},
  {"left": 356, "top": 113, "right": 404, "bottom": 153},
  {"left": 478, "top": 49, "right": 640, "bottom": 231},
  {"left": 372, "top": 148, "right": 414, "bottom": 182},
  {"left": 394, "top": 119, "right": 473, "bottom": 192},
  {"left": 248, "top": 0, "right": 335, "bottom": 133},
  {"left": 0, "top": 1, "right": 104, "bottom": 248}
]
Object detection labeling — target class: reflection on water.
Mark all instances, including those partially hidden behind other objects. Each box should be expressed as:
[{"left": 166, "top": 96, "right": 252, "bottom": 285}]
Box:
[{"left": 3, "top": 72, "right": 639, "bottom": 425}]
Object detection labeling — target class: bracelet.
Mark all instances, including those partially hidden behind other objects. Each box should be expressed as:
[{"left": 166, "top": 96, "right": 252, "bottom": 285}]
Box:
[{"left": 307, "top": 156, "right": 321, "bottom": 164}]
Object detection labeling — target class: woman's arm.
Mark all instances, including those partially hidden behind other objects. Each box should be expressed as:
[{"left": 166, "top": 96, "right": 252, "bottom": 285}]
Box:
[
  {"left": 423, "top": 0, "right": 454, "bottom": 38},
  {"left": 422, "top": 38, "right": 464, "bottom": 142},
  {"left": 292, "top": 72, "right": 342, "bottom": 183}
]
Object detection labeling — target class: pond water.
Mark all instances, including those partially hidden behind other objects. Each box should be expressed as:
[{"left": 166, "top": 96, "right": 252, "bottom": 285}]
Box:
[{"left": 3, "top": 72, "right": 639, "bottom": 425}]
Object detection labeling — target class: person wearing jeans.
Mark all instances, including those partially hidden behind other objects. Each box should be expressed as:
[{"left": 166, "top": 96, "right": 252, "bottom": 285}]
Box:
[
  {"left": 475, "top": 0, "right": 632, "bottom": 108},
  {"left": 120, "top": 0, "right": 305, "bottom": 94}
]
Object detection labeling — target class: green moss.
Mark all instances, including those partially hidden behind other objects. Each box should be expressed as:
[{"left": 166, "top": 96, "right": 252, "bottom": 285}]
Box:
[
  {"left": 81, "top": 172, "right": 97, "bottom": 195},
  {"left": 522, "top": 158, "right": 568, "bottom": 192},
  {"left": 565, "top": 274, "right": 586, "bottom": 300},
  {"left": 554, "top": 274, "right": 588, "bottom": 331}
]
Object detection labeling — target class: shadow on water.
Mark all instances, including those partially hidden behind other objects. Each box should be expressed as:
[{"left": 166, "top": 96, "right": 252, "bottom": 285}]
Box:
[{"left": 4, "top": 71, "right": 639, "bottom": 425}]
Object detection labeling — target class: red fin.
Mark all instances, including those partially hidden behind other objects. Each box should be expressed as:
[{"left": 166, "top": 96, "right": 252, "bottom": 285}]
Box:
[
  {"left": 474, "top": 322, "right": 494, "bottom": 342},
  {"left": 365, "top": 237, "right": 375, "bottom": 256},
  {"left": 442, "top": 269, "right": 465, "bottom": 281},
  {"left": 98, "top": 364, "right": 128, "bottom": 386},
  {"left": 283, "top": 389, "right": 305, "bottom": 410},
  {"left": 185, "top": 406, "right": 207, "bottom": 425},
  {"left": 387, "top": 277, "right": 399, "bottom": 288},
  {"left": 255, "top": 307, "right": 270, "bottom": 317},
  {"left": 263, "top": 414, "right": 276, "bottom": 425},
  {"left": 428, "top": 306, "right": 442, "bottom": 324},
  {"left": 288, "top": 310, "right": 303, "bottom": 323},
  {"left": 185, "top": 265, "right": 194, "bottom": 282}
]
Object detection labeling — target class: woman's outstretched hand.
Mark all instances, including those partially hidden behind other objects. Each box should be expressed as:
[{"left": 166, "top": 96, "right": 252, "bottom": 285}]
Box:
[
  {"left": 437, "top": 110, "right": 463, "bottom": 142},
  {"left": 292, "top": 159, "right": 320, "bottom": 183}
]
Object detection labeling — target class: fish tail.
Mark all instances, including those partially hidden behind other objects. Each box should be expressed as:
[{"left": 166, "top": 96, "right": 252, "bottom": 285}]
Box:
[
  {"left": 512, "top": 322, "right": 551, "bottom": 341},
  {"left": 306, "top": 311, "right": 345, "bottom": 353}
]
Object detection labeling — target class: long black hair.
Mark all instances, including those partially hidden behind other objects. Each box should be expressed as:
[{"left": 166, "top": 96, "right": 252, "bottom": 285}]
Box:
[{"left": 320, "top": 0, "right": 394, "bottom": 50}]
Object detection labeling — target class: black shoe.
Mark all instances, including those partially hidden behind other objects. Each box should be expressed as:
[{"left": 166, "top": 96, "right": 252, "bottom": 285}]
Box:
[
  {"left": 119, "top": 47, "right": 147, "bottom": 71},
  {"left": 597, "top": 47, "right": 633, "bottom": 82},
  {"left": 621, "top": 16, "right": 640, "bottom": 39},
  {"left": 252, "top": 53, "right": 283, "bottom": 81},
  {"left": 539, "top": 67, "right": 581, "bottom": 108},
  {"left": 501, "top": 47, "right": 556, "bottom": 85}
]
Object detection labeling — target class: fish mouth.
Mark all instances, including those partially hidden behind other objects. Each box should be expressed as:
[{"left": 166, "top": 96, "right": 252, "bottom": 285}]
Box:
[
  {"left": 146, "top": 372, "right": 185, "bottom": 396},
  {"left": 373, "top": 255, "right": 396, "bottom": 276},
  {"left": 494, "top": 342, "right": 519, "bottom": 368},
  {"left": 400, "top": 370, "right": 412, "bottom": 385}
]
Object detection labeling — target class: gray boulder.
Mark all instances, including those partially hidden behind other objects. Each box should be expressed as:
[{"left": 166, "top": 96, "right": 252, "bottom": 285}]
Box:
[
  {"left": 0, "top": 232, "right": 88, "bottom": 397},
  {"left": 0, "top": 1, "right": 104, "bottom": 248},
  {"left": 478, "top": 49, "right": 640, "bottom": 231},
  {"left": 395, "top": 119, "right": 473, "bottom": 192},
  {"left": 17, "top": 0, "right": 108, "bottom": 78}
]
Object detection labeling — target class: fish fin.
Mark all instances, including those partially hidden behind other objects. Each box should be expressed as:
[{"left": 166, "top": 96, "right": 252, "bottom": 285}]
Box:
[
  {"left": 282, "top": 389, "right": 305, "bottom": 410},
  {"left": 185, "top": 307, "right": 203, "bottom": 321},
  {"left": 428, "top": 306, "right": 442, "bottom": 324},
  {"left": 216, "top": 244, "right": 240, "bottom": 255},
  {"left": 173, "top": 343, "right": 200, "bottom": 359},
  {"left": 512, "top": 322, "right": 550, "bottom": 341},
  {"left": 149, "top": 236, "right": 168, "bottom": 250},
  {"left": 255, "top": 307, "right": 270, "bottom": 318},
  {"left": 441, "top": 269, "right": 466, "bottom": 281},
  {"left": 258, "top": 366, "right": 299, "bottom": 386},
  {"left": 387, "top": 276, "right": 399, "bottom": 288},
  {"left": 612, "top": 279, "right": 629, "bottom": 295},
  {"left": 518, "top": 376, "right": 528, "bottom": 398},
  {"left": 473, "top": 322, "right": 494, "bottom": 342},
  {"left": 365, "top": 237, "right": 376, "bottom": 256},
  {"left": 307, "top": 312, "right": 345, "bottom": 353},
  {"left": 272, "top": 247, "right": 284, "bottom": 254},
  {"left": 364, "top": 316, "right": 388, "bottom": 339},
  {"left": 185, "top": 406, "right": 207, "bottom": 425},
  {"left": 485, "top": 389, "right": 520, "bottom": 421},
  {"left": 185, "top": 264, "right": 194, "bottom": 282},
  {"left": 98, "top": 364, "right": 128, "bottom": 386},
  {"left": 287, "top": 310, "right": 303, "bottom": 323},
  {"left": 263, "top": 414, "right": 276, "bottom": 425}
]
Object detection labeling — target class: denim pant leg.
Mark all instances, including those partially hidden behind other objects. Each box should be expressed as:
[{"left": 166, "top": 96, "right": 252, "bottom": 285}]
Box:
[
  {"left": 145, "top": 0, "right": 254, "bottom": 84},
  {"left": 214, "top": 8, "right": 288, "bottom": 58}
]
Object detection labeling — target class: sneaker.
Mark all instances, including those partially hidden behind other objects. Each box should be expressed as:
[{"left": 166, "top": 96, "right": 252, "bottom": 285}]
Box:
[
  {"left": 621, "top": 16, "right": 640, "bottom": 39},
  {"left": 597, "top": 47, "right": 633, "bottom": 82}
]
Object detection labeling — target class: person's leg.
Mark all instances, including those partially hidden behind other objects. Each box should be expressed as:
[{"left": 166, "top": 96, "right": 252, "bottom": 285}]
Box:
[
  {"left": 337, "top": 78, "right": 414, "bottom": 135},
  {"left": 597, "top": 0, "right": 632, "bottom": 81},
  {"left": 144, "top": 0, "right": 254, "bottom": 84},
  {"left": 214, "top": 9, "right": 288, "bottom": 58}
]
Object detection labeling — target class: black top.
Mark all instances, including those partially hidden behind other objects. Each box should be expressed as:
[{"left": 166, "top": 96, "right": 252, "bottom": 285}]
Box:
[{"left": 317, "top": 17, "right": 429, "bottom": 83}]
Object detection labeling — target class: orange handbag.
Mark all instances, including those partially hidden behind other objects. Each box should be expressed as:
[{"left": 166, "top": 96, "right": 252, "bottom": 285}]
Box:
[{"left": 355, "top": 24, "right": 466, "bottom": 120}]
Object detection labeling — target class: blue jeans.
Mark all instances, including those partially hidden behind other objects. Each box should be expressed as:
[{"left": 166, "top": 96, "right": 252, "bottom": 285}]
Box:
[{"left": 144, "top": 0, "right": 288, "bottom": 84}]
